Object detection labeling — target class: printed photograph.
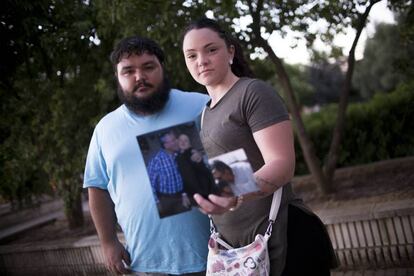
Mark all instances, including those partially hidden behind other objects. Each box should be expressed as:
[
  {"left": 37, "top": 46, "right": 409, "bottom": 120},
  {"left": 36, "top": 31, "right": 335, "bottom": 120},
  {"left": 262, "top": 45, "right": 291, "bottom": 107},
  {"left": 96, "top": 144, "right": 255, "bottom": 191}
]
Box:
[
  {"left": 208, "top": 149, "right": 259, "bottom": 197},
  {"left": 137, "top": 121, "right": 218, "bottom": 218}
]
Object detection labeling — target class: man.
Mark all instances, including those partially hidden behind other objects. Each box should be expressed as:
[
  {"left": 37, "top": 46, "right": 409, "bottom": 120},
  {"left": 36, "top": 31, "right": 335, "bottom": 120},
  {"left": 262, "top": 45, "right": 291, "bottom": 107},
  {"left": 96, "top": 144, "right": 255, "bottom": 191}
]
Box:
[
  {"left": 83, "top": 36, "right": 209, "bottom": 275},
  {"left": 148, "top": 131, "right": 191, "bottom": 218},
  {"left": 211, "top": 160, "right": 257, "bottom": 196}
]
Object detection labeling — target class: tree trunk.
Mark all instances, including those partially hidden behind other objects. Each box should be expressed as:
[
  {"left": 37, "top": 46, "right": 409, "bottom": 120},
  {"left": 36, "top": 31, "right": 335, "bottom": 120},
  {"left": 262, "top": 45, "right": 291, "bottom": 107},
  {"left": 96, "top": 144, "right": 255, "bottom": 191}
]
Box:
[
  {"left": 257, "top": 37, "right": 333, "bottom": 194},
  {"left": 64, "top": 186, "right": 84, "bottom": 229},
  {"left": 247, "top": 0, "right": 380, "bottom": 194},
  {"left": 324, "top": 0, "right": 380, "bottom": 183},
  {"left": 248, "top": 0, "right": 333, "bottom": 194}
]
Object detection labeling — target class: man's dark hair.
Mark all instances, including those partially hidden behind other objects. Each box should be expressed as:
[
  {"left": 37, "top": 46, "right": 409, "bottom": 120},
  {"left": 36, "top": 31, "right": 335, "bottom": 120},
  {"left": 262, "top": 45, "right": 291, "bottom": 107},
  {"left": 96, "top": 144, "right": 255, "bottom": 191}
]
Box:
[
  {"left": 211, "top": 160, "right": 233, "bottom": 175},
  {"left": 159, "top": 131, "right": 176, "bottom": 148},
  {"left": 110, "top": 36, "right": 165, "bottom": 71}
]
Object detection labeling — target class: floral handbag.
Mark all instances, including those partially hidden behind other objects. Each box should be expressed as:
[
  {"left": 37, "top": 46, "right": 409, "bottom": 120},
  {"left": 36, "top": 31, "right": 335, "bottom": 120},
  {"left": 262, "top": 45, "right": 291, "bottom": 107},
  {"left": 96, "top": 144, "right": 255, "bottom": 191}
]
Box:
[{"left": 206, "top": 189, "right": 283, "bottom": 276}]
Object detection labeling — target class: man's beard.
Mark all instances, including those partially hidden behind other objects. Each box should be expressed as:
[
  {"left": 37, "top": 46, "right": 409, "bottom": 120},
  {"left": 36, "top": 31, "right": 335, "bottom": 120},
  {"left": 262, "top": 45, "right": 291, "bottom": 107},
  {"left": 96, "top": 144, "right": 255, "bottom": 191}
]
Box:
[{"left": 117, "top": 74, "right": 171, "bottom": 115}]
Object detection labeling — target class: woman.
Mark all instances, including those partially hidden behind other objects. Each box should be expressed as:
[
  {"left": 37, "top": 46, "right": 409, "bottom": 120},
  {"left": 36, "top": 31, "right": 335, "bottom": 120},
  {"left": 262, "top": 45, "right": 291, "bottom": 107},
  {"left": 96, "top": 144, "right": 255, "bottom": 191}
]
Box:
[
  {"left": 181, "top": 18, "right": 337, "bottom": 275},
  {"left": 176, "top": 133, "right": 218, "bottom": 203}
]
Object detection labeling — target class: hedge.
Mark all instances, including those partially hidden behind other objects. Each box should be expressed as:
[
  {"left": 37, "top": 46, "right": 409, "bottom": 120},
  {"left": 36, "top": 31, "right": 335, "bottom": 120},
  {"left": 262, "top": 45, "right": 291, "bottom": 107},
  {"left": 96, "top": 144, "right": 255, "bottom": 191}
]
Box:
[{"left": 295, "top": 81, "right": 414, "bottom": 175}]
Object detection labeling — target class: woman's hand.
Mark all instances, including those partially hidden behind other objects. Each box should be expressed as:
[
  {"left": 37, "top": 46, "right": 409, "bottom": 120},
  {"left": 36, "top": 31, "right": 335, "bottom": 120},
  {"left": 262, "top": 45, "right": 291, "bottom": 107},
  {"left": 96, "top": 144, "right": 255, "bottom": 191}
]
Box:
[
  {"left": 190, "top": 149, "right": 203, "bottom": 163},
  {"left": 193, "top": 193, "right": 237, "bottom": 215}
]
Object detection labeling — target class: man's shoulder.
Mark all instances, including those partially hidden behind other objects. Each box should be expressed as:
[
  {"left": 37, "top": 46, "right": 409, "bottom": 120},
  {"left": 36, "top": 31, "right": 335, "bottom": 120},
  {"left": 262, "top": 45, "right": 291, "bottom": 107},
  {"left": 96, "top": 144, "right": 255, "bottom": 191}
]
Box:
[
  {"left": 153, "top": 149, "right": 166, "bottom": 157},
  {"left": 149, "top": 149, "right": 169, "bottom": 166},
  {"left": 91, "top": 105, "right": 125, "bottom": 132},
  {"left": 95, "top": 105, "right": 125, "bottom": 128},
  {"left": 170, "top": 89, "right": 209, "bottom": 102}
]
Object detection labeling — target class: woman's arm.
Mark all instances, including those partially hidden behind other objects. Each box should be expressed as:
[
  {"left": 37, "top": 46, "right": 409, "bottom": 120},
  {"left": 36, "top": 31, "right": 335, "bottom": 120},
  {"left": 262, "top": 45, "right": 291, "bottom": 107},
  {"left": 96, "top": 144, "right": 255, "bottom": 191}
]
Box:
[
  {"left": 252, "top": 120, "right": 295, "bottom": 195},
  {"left": 194, "top": 120, "right": 295, "bottom": 214}
]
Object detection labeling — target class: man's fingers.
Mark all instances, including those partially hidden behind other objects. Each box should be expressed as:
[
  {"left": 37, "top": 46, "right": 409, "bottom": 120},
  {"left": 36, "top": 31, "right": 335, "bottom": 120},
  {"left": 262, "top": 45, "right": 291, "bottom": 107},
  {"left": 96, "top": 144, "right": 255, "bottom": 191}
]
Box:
[{"left": 103, "top": 242, "right": 131, "bottom": 275}]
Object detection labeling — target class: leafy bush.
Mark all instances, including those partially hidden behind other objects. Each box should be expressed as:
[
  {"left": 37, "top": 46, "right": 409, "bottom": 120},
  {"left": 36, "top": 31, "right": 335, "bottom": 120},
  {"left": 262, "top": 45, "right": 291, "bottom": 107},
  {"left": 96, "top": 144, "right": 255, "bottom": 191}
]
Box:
[{"left": 295, "top": 81, "right": 414, "bottom": 175}]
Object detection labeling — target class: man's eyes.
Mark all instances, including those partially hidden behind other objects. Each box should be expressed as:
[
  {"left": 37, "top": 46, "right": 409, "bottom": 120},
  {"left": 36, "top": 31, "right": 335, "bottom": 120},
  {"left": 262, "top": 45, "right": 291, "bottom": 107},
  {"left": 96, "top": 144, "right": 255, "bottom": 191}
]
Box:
[
  {"left": 121, "top": 66, "right": 155, "bottom": 75},
  {"left": 143, "top": 65, "right": 155, "bottom": 71},
  {"left": 122, "top": 70, "right": 134, "bottom": 75}
]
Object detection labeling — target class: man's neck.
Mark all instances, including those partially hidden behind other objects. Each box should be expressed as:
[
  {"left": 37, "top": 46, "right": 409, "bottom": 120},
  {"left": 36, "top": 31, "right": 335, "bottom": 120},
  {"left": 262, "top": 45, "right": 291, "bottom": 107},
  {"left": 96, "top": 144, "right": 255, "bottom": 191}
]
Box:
[
  {"left": 125, "top": 105, "right": 157, "bottom": 116},
  {"left": 164, "top": 149, "right": 176, "bottom": 156}
]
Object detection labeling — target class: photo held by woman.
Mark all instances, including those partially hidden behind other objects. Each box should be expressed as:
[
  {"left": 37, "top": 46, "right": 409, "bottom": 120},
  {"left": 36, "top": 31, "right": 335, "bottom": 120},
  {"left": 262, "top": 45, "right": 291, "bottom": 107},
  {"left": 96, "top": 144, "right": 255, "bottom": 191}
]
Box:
[{"left": 181, "top": 17, "right": 338, "bottom": 276}]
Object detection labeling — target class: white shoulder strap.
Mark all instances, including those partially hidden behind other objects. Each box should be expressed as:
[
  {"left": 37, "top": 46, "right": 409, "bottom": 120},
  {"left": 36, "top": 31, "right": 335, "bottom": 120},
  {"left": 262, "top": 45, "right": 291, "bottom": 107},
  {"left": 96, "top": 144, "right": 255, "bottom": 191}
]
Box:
[
  {"left": 264, "top": 188, "right": 283, "bottom": 239},
  {"left": 269, "top": 188, "right": 283, "bottom": 221},
  {"left": 210, "top": 188, "right": 283, "bottom": 248}
]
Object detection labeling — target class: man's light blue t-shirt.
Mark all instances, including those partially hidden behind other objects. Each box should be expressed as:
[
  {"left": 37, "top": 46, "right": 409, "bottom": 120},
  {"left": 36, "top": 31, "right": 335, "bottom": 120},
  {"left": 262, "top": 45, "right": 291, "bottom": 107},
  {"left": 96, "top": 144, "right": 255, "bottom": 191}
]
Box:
[{"left": 83, "top": 89, "right": 210, "bottom": 274}]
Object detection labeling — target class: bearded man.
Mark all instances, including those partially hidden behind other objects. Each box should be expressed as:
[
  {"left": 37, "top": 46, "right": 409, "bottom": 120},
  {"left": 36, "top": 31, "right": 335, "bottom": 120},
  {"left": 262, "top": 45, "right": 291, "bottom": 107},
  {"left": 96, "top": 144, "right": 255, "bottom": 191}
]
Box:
[{"left": 83, "top": 36, "right": 209, "bottom": 276}]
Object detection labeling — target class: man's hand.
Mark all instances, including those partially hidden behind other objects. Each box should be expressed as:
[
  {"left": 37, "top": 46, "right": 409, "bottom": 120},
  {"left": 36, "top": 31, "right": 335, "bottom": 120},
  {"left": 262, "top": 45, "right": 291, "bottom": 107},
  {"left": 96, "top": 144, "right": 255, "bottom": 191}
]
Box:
[
  {"left": 193, "top": 193, "right": 237, "bottom": 215},
  {"left": 102, "top": 239, "right": 131, "bottom": 275}
]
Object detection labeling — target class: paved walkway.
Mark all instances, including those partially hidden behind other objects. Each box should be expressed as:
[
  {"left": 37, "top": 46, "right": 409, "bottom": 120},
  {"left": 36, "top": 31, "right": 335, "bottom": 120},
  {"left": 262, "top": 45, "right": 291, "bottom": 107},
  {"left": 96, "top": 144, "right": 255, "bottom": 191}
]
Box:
[
  {"left": 0, "top": 210, "right": 62, "bottom": 242},
  {"left": 313, "top": 198, "right": 414, "bottom": 224},
  {"left": 0, "top": 197, "right": 412, "bottom": 275},
  {"left": 0, "top": 200, "right": 88, "bottom": 243}
]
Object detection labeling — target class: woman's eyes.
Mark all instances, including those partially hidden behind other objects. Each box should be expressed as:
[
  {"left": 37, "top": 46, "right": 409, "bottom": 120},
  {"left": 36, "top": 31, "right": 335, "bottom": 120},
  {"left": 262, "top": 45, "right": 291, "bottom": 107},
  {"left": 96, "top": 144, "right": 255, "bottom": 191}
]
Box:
[{"left": 186, "top": 47, "right": 219, "bottom": 60}]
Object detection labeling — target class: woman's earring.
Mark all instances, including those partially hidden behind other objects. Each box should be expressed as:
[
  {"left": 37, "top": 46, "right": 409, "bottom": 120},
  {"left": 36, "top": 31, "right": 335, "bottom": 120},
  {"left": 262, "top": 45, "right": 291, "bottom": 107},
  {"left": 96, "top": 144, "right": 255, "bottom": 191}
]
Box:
[{"left": 229, "top": 60, "right": 233, "bottom": 65}]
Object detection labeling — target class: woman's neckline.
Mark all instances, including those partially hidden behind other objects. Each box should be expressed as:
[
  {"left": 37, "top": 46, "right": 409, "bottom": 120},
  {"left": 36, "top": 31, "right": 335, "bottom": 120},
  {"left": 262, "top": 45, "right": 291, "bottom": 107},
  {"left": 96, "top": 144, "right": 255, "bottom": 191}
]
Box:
[{"left": 208, "top": 77, "right": 247, "bottom": 110}]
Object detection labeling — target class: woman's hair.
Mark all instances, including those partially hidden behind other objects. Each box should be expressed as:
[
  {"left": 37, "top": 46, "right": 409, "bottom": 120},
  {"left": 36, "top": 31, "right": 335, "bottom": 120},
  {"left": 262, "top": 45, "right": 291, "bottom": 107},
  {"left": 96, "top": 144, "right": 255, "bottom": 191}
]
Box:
[{"left": 181, "top": 17, "right": 254, "bottom": 78}]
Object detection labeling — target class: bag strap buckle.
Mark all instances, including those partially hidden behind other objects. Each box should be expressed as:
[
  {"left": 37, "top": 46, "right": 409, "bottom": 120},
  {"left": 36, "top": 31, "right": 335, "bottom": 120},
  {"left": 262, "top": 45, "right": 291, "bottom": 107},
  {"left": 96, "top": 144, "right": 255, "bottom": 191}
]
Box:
[{"left": 265, "top": 219, "right": 274, "bottom": 236}]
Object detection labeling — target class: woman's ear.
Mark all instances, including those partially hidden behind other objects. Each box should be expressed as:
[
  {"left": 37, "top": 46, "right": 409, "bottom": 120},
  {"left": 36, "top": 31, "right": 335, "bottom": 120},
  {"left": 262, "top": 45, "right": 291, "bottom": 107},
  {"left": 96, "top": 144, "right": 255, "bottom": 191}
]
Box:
[{"left": 229, "top": 45, "right": 235, "bottom": 59}]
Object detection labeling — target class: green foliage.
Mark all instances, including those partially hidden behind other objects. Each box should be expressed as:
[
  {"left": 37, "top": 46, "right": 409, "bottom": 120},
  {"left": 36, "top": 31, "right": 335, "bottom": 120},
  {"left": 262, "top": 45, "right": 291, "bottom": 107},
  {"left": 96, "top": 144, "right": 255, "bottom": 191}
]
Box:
[
  {"left": 204, "top": 0, "right": 376, "bottom": 60},
  {"left": 306, "top": 61, "right": 346, "bottom": 105},
  {"left": 0, "top": 0, "right": 112, "bottom": 223},
  {"left": 94, "top": 0, "right": 208, "bottom": 92},
  {"left": 2, "top": 0, "right": 412, "bottom": 212},
  {"left": 252, "top": 58, "right": 344, "bottom": 107},
  {"left": 269, "top": 63, "right": 315, "bottom": 107},
  {"left": 353, "top": 22, "right": 414, "bottom": 98},
  {"left": 295, "top": 81, "right": 414, "bottom": 174}
]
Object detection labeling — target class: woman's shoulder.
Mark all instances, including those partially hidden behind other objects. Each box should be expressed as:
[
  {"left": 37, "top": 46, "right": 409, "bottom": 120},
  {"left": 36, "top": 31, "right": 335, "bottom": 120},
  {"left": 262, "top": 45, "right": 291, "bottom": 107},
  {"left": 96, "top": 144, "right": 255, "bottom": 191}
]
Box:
[
  {"left": 235, "top": 78, "right": 278, "bottom": 100},
  {"left": 234, "top": 78, "right": 274, "bottom": 94}
]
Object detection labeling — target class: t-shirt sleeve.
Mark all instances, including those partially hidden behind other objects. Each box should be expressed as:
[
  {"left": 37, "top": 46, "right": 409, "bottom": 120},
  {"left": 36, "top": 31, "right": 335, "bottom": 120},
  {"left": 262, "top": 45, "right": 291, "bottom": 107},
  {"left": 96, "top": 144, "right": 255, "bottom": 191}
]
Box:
[
  {"left": 243, "top": 79, "right": 289, "bottom": 133},
  {"left": 83, "top": 127, "right": 109, "bottom": 189}
]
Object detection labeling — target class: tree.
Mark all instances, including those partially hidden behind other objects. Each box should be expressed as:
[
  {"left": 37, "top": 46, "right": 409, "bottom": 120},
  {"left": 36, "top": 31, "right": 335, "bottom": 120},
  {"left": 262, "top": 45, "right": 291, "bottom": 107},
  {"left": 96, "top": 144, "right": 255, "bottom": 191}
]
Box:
[
  {"left": 94, "top": 0, "right": 209, "bottom": 92},
  {"left": 249, "top": 58, "right": 315, "bottom": 107},
  {"left": 308, "top": 61, "right": 345, "bottom": 105},
  {"left": 3, "top": 0, "right": 411, "bottom": 226},
  {"left": 91, "top": 0, "right": 412, "bottom": 195},
  {"left": 0, "top": 0, "right": 55, "bottom": 208},
  {"left": 353, "top": 20, "right": 414, "bottom": 98},
  {"left": 1, "top": 0, "right": 111, "bottom": 227},
  {"left": 200, "top": 0, "right": 413, "bottom": 193}
]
